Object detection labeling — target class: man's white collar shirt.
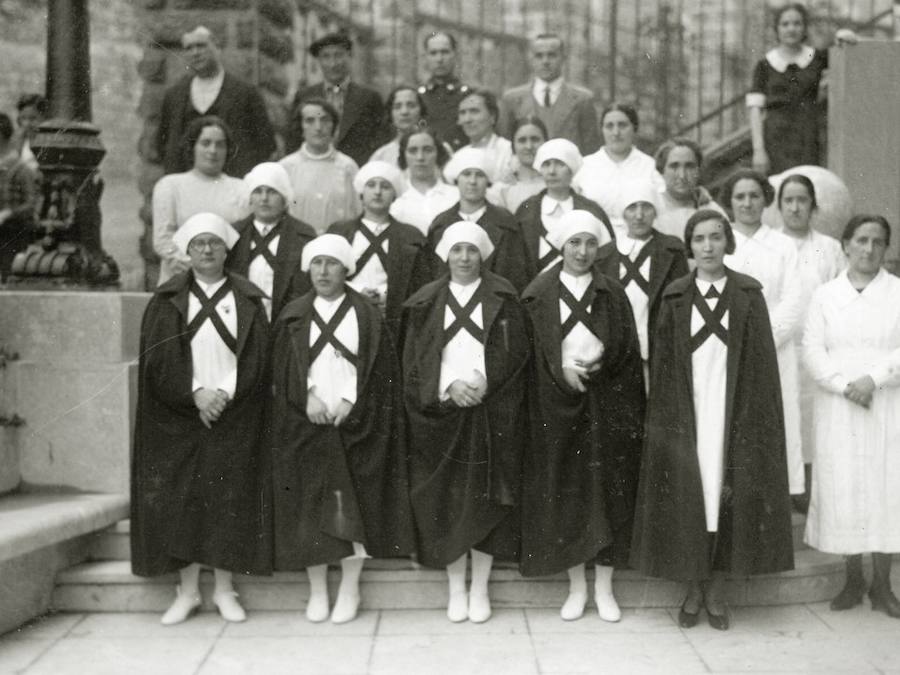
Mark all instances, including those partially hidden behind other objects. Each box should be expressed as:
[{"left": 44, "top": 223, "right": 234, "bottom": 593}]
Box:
[
  {"left": 533, "top": 76, "right": 564, "bottom": 107},
  {"left": 190, "top": 68, "right": 225, "bottom": 114}
]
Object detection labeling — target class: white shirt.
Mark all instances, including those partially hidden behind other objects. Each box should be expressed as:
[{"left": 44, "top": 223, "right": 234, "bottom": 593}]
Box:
[
  {"left": 617, "top": 235, "right": 652, "bottom": 360},
  {"left": 190, "top": 68, "right": 225, "bottom": 114},
  {"left": 307, "top": 294, "right": 359, "bottom": 415},
  {"left": 189, "top": 277, "right": 238, "bottom": 397},
  {"left": 573, "top": 147, "right": 665, "bottom": 237},
  {"left": 559, "top": 271, "right": 603, "bottom": 372},
  {"left": 347, "top": 219, "right": 389, "bottom": 299},
  {"left": 390, "top": 181, "right": 459, "bottom": 235},
  {"left": 691, "top": 276, "right": 729, "bottom": 531},
  {"left": 532, "top": 76, "right": 564, "bottom": 107},
  {"left": 463, "top": 133, "right": 514, "bottom": 184},
  {"left": 248, "top": 219, "right": 279, "bottom": 320},
  {"left": 459, "top": 205, "right": 487, "bottom": 223},
  {"left": 439, "top": 279, "right": 486, "bottom": 398}
]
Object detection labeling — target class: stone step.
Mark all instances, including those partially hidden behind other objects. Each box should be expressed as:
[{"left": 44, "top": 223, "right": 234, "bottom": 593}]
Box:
[
  {"left": 52, "top": 547, "right": 845, "bottom": 614},
  {"left": 85, "top": 513, "right": 812, "bottom": 563}
]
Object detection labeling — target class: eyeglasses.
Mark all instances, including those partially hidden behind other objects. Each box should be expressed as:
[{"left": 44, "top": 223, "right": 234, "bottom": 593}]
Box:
[{"left": 188, "top": 238, "right": 227, "bottom": 252}]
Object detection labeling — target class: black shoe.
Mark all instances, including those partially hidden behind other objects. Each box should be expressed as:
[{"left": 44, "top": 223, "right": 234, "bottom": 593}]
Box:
[
  {"left": 791, "top": 494, "right": 809, "bottom": 515},
  {"left": 869, "top": 587, "right": 900, "bottom": 619},
  {"left": 830, "top": 580, "right": 865, "bottom": 611},
  {"left": 705, "top": 602, "right": 730, "bottom": 631},
  {"left": 678, "top": 602, "right": 700, "bottom": 628}
]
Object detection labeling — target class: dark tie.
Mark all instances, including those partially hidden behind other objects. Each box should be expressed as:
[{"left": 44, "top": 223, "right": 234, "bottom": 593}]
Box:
[
  {"left": 309, "top": 295, "right": 357, "bottom": 366},
  {"left": 248, "top": 224, "right": 280, "bottom": 267},
  {"left": 443, "top": 286, "right": 485, "bottom": 346},
  {"left": 559, "top": 283, "right": 600, "bottom": 339},
  {"left": 543, "top": 86, "right": 551, "bottom": 108},
  {"left": 348, "top": 226, "right": 390, "bottom": 279},
  {"left": 187, "top": 280, "right": 237, "bottom": 353},
  {"left": 691, "top": 286, "right": 728, "bottom": 351},
  {"left": 619, "top": 244, "right": 653, "bottom": 294}
]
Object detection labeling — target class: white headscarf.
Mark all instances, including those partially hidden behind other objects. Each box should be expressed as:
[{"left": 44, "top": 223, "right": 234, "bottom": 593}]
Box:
[
  {"left": 534, "top": 138, "right": 583, "bottom": 175},
  {"left": 443, "top": 147, "right": 491, "bottom": 185},
  {"left": 618, "top": 181, "right": 660, "bottom": 218},
  {"left": 172, "top": 212, "right": 239, "bottom": 255},
  {"left": 434, "top": 221, "right": 495, "bottom": 262},
  {"left": 546, "top": 210, "right": 607, "bottom": 250},
  {"left": 353, "top": 160, "right": 404, "bottom": 197},
  {"left": 301, "top": 233, "right": 357, "bottom": 276},
  {"left": 244, "top": 162, "right": 295, "bottom": 204}
]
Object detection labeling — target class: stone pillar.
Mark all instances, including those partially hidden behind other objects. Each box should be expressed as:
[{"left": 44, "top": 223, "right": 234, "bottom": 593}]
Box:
[
  {"left": 9, "top": 0, "right": 119, "bottom": 287},
  {"left": 827, "top": 41, "right": 900, "bottom": 270},
  {"left": 135, "top": 0, "right": 294, "bottom": 290}
]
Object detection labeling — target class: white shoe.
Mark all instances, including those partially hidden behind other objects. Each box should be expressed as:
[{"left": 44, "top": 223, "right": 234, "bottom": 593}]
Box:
[
  {"left": 305, "top": 591, "right": 330, "bottom": 623},
  {"left": 212, "top": 590, "right": 247, "bottom": 623},
  {"left": 595, "top": 588, "right": 622, "bottom": 623},
  {"left": 468, "top": 592, "right": 492, "bottom": 623},
  {"left": 447, "top": 590, "right": 468, "bottom": 622},
  {"left": 331, "top": 591, "right": 360, "bottom": 624},
  {"left": 160, "top": 586, "right": 201, "bottom": 625},
  {"left": 560, "top": 591, "right": 587, "bottom": 621}
]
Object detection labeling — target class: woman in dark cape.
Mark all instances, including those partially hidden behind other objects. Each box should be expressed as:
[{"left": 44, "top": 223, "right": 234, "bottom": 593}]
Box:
[
  {"left": 403, "top": 221, "right": 529, "bottom": 624},
  {"left": 520, "top": 209, "right": 645, "bottom": 623},
  {"left": 271, "top": 234, "right": 414, "bottom": 625},
  {"left": 131, "top": 213, "right": 271, "bottom": 626},
  {"left": 631, "top": 210, "right": 794, "bottom": 631}
]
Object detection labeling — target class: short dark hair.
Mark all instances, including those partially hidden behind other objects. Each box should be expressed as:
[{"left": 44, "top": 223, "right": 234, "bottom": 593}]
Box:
[
  {"left": 655, "top": 137, "right": 703, "bottom": 173},
  {"left": 295, "top": 98, "right": 340, "bottom": 133},
  {"left": 774, "top": 3, "right": 810, "bottom": 42},
  {"left": 460, "top": 88, "right": 499, "bottom": 125},
  {"left": 777, "top": 173, "right": 818, "bottom": 211},
  {"left": 510, "top": 115, "right": 548, "bottom": 150},
  {"left": 424, "top": 31, "right": 457, "bottom": 51},
  {"left": 0, "top": 113, "right": 13, "bottom": 141},
  {"left": 684, "top": 209, "right": 736, "bottom": 258},
  {"left": 397, "top": 126, "right": 451, "bottom": 171},
  {"left": 16, "top": 93, "right": 48, "bottom": 115},
  {"left": 841, "top": 214, "right": 892, "bottom": 248},
  {"left": 533, "top": 33, "right": 565, "bottom": 52},
  {"left": 385, "top": 84, "right": 426, "bottom": 129},
  {"left": 719, "top": 168, "right": 775, "bottom": 218},
  {"left": 309, "top": 32, "right": 353, "bottom": 57},
  {"left": 600, "top": 102, "right": 639, "bottom": 132},
  {"left": 182, "top": 115, "right": 234, "bottom": 169}
]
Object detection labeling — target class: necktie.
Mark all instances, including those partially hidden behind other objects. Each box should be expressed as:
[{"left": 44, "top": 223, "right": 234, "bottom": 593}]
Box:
[
  {"left": 543, "top": 86, "right": 551, "bottom": 108},
  {"left": 705, "top": 285, "right": 720, "bottom": 299}
]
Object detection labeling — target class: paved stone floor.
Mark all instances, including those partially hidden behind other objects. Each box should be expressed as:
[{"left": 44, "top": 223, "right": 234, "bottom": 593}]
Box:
[{"left": 1, "top": 604, "right": 899, "bottom": 674}]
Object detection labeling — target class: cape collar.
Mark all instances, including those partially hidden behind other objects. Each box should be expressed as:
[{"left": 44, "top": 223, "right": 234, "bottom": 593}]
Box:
[{"left": 765, "top": 45, "right": 815, "bottom": 73}]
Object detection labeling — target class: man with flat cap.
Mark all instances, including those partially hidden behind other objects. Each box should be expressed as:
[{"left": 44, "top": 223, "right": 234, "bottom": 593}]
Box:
[
  {"left": 418, "top": 31, "right": 470, "bottom": 152},
  {"left": 290, "top": 32, "right": 384, "bottom": 167},
  {"left": 155, "top": 26, "right": 276, "bottom": 178}
]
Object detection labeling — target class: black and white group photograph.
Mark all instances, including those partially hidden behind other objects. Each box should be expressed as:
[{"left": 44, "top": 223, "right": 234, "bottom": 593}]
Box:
[{"left": 0, "top": 0, "right": 898, "bottom": 673}]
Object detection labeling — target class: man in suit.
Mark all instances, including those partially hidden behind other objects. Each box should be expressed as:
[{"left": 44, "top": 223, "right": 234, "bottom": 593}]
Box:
[
  {"left": 418, "top": 32, "right": 470, "bottom": 151},
  {"left": 155, "top": 26, "right": 276, "bottom": 178},
  {"left": 498, "top": 34, "right": 600, "bottom": 156},
  {"left": 291, "top": 33, "right": 384, "bottom": 167}
]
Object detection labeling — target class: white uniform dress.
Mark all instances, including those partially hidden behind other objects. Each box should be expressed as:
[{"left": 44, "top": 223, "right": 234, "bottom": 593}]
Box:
[
  {"left": 390, "top": 181, "right": 460, "bottom": 236},
  {"left": 189, "top": 278, "right": 238, "bottom": 398},
  {"left": 559, "top": 270, "right": 604, "bottom": 374},
  {"left": 725, "top": 224, "right": 807, "bottom": 494},
  {"left": 439, "top": 279, "right": 487, "bottom": 399},
  {"left": 616, "top": 235, "right": 652, "bottom": 388},
  {"left": 346, "top": 219, "right": 389, "bottom": 305},
  {"left": 802, "top": 269, "right": 900, "bottom": 553},
  {"left": 786, "top": 228, "right": 846, "bottom": 462},
  {"left": 572, "top": 147, "right": 664, "bottom": 238},
  {"left": 691, "top": 277, "right": 729, "bottom": 532}
]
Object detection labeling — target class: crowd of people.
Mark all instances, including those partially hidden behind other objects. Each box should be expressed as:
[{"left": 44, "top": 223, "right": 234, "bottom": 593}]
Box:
[{"left": 85, "top": 2, "right": 900, "bottom": 634}]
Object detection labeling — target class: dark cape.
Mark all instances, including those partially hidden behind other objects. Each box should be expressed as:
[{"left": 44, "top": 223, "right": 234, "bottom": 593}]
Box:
[
  {"left": 328, "top": 216, "right": 434, "bottom": 340},
  {"left": 130, "top": 271, "right": 272, "bottom": 577},
  {"left": 427, "top": 203, "right": 531, "bottom": 293},
  {"left": 271, "top": 287, "right": 415, "bottom": 569},
  {"left": 520, "top": 265, "right": 645, "bottom": 576},
  {"left": 226, "top": 213, "right": 317, "bottom": 322},
  {"left": 515, "top": 190, "right": 615, "bottom": 281},
  {"left": 631, "top": 269, "right": 794, "bottom": 581},
  {"left": 595, "top": 230, "right": 689, "bottom": 358},
  {"left": 402, "top": 272, "right": 530, "bottom": 568}
]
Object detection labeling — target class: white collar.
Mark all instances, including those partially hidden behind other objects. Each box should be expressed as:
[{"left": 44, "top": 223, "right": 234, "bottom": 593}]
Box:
[
  {"left": 313, "top": 292, "right": 347, "bottom": 314},
  {"left": 533, "top": 76, "right": 564, "bottom": 95},
  {"left": 193, "top": 276, "right": 228, "bottom": 294},
  {"left": 833, "top": 268, "right": 888, "bottom": 308},
  {"left": 694, "top": 275, "right": 727, "bottom": 295},
  {"left": 361, "top": 217, "right": 389, "bottom": 233},
  {"left": 559, "top": 269, "right": 592, "bottom": 295},
  {"left": 765, "top": 46, "right": 816, "bottom": 73},
  {"left": 449, "top": 277, "right": 482, "bottom": 297},
  {"left": 459, "top": 205, "right": 487, "bottom": 222},
  {"left": 299, "top": 144, "right": 336, "bottom": 160},
  {"left": 324, "top": 77, "right": 351, "bottom": 93},
  {"left": 541, "top": 194, "right": 573, "bottom": 215},
  {"left": 469, "top": 133, "right": 498, "bottom": 150},
  {"left": 616, "top": 233, "right": 652, "bottom": 256},
  {"left": 253, "top": 219, "right": 279, "bottom": 234}
]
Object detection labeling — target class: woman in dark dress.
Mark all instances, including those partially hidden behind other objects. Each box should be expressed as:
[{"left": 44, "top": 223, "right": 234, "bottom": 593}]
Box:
[
  {"left": 520, "top": 210, "right": 645, "bottom": 622},
  {"left": 131, "top": 213, "right": 271, "bottom": 626},
  {"left": 631, "top": 209, "right": 794, "bottom": 631},
  {"left": 403, "top": 221, "right": 529, "bottom": 624}
]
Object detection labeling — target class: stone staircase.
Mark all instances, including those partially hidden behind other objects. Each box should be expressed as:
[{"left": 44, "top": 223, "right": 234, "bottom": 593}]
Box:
[{"left": 50, "top": 514, "right": 851, "bottom": 614}]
